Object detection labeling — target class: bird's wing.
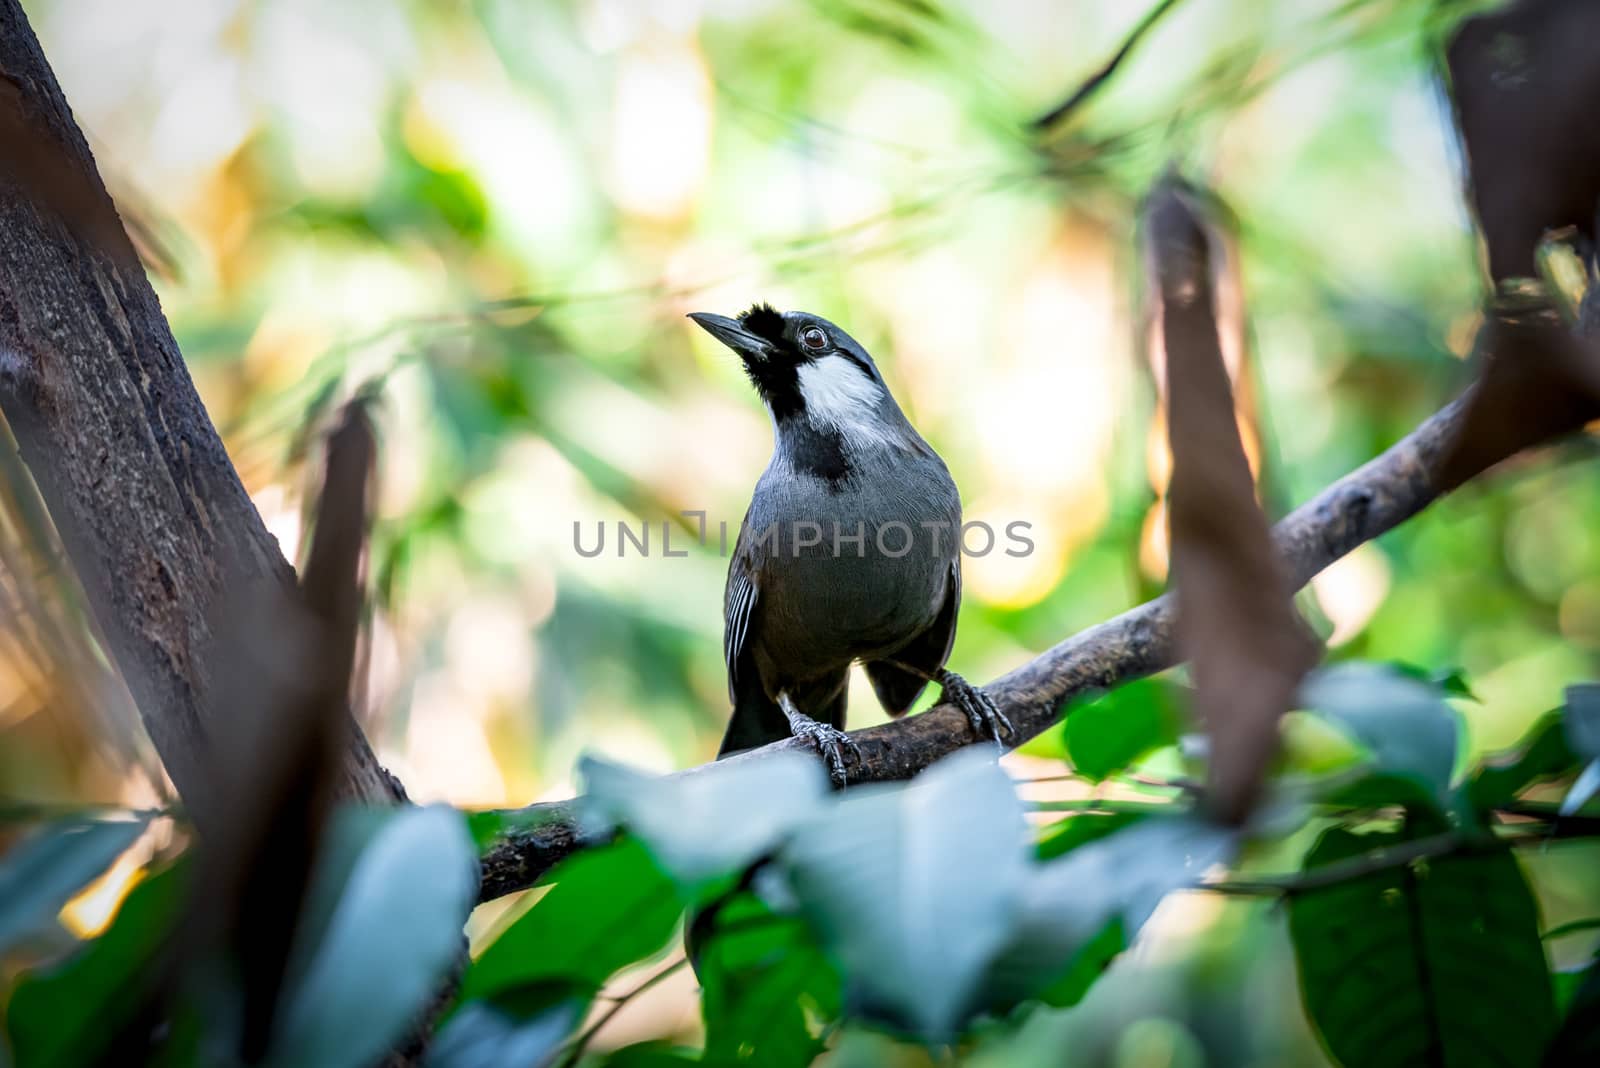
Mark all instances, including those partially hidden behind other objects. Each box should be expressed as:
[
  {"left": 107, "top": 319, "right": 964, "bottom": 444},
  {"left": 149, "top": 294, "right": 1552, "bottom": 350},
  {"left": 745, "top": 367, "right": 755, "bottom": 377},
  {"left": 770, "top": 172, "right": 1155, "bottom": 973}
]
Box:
[
  {"left": 723, "top": 553, "right": 759, "bottom": 703},
  {"left": 864, "top": 559, "right": 962, "bottom": 717}
]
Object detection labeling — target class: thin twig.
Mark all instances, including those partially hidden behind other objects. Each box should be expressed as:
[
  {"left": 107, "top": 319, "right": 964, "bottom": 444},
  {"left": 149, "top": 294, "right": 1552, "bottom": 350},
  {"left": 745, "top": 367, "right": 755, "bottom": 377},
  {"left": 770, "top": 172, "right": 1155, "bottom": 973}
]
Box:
[
  {"left": 556, "top": 956, "right": 690, "bottom": 1068},
  {"left": 1033, "top": 0, "right": 1188, "bottom": 129},
  {"left": 1206, "top": 815, "right": 1600, "bottom": 897}
]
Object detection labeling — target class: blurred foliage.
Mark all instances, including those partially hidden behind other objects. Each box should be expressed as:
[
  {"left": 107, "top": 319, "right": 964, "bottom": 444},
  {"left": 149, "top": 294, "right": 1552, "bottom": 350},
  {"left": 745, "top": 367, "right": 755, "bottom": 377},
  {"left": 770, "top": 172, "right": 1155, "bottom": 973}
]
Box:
[
  {"left": 3, "top": 0, "right": 1600, "bottom": 1064},
  {"left": 2, "top": 667, "right": 1597, "bottom": 1065},
  {"left": 15, "top": 0, "right": 1597, "bottom": 810}
]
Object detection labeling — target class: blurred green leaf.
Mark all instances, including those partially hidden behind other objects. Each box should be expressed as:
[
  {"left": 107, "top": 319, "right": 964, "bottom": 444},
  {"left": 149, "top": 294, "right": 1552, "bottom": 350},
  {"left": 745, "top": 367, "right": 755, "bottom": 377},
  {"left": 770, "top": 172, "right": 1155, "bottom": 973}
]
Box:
[
  {"left": 1467, "top": 711, "right": 1577, "bottom": 813},
  {"left": 426, "top": 983, "right": 585, "bottom": 1068},
  {"left": 461, "top": 838, "right": 682, "bottom": 1001},
  {"left": 778, "top": 750, "right": 1027, "bottom": 1037},
  {"left": 697, "top": 893, "right": 840, "bottom": 1068},
  {"left": 579, "top": 752, "right": 827, "bottom": 890},
  {"left": 1390, "top": 662, "right": 1479, "bottom": 702},
  {"left": 267, "top": 805, "right": 477, "bottom": 1068},
  {"left": 983, "top": 816, "right": 1234, "bottom": 1014},
  {"left": 0, "top": 816, "right": 147, "bottom": 954},
  {"left": 1301, "top": 664, "right": 1461, "bottom": 805},
  {"left": 1063, "top": 678, "right": 1184, "bottom": 782},
  {"left": 1036, "top": 919, "right": 1125, "bottom": 1009},
  {"left": 1546, "top": 954, "right": 1600, "bottom": 1062},
  {"left": 7, "top": 860, "right": 187, "bottom": 1067},
  {"left": 1035, "top": 810, "right": 1147, "bottom": 861},
  {"left": 595, "top": 1042, "right": 704, "bottom": 1067},
  {"left": 1288, "top": 826, "right": 1555, "bottom": 1068},
  {"left": 1318, "top": 771, "right": 1453, "bottom": 827}
]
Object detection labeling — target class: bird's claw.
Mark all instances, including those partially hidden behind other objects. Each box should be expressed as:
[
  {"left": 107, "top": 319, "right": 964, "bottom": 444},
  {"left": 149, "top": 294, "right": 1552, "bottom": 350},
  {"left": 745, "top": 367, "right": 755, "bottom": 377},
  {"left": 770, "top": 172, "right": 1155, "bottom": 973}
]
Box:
[
  {"left": 790, "top": 717, "right": 860, "bottom": 787},
  {"left": 939, "top": 671, "right": 1012, "bottom": 747}
]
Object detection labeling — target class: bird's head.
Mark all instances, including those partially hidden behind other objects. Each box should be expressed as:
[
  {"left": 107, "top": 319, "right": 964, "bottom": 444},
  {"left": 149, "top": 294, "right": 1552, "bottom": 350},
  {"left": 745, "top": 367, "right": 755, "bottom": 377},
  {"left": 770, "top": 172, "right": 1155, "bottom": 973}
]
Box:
[{"left": 688, "top": 304, "right": 888, "bottom": 428}]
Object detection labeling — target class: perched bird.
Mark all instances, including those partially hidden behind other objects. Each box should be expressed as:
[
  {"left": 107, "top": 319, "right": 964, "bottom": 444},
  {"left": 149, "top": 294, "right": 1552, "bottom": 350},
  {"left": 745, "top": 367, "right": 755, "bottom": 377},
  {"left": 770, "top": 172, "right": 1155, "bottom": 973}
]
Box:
[{"left": 689, "top": 304, "right": 1010, "bottom": 784}]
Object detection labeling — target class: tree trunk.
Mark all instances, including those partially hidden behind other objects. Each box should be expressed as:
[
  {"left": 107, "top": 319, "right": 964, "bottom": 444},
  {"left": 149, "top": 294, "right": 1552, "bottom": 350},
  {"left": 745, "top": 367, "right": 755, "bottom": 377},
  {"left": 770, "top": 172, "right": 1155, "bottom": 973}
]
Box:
[{"left": 0, "top": 0, "right": 400, "bottom": 807}]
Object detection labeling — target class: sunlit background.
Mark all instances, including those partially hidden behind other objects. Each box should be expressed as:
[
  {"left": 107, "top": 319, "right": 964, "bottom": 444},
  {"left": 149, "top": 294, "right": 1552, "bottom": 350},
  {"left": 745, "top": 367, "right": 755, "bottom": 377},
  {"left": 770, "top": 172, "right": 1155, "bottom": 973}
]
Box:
[{"left": 5, "top": 0, "right": 1600, "bottom": 1057}]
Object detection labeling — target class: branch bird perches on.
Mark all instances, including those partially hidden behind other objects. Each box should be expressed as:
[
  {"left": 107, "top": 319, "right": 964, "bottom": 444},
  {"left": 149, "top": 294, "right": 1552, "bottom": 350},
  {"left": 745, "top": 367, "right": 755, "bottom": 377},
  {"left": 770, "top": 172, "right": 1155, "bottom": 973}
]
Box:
[{"left": 478, "top": 383, "right": 1476, "bottom": 902}]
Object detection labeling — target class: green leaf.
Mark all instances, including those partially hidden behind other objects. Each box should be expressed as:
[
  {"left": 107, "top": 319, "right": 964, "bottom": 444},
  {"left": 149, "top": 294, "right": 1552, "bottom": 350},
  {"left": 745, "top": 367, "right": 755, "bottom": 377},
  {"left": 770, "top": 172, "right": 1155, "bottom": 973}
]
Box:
[
  {"left": 1390, "top": 662, "right": 1478, "bottom": 702},
  {"left": 697, "top": 894, "right": 841, "bottom": 1068},
  {"left": 425, "top": 983, "right": 585, "bottom": 1068},
  {"left": 461, "top": 837, "right": 682, "bottom": 1001},
  {"left": 1301, "top": 664, "right": 1461, "bottom": 804},
  {"left": 1466, "top": 712, "right": 1577, "bottom": 812},
  {"left": 1547, "top": 953, "right": 1600, "bottom": 1061},
  {"left": 267, "top": 805, "right": 478, "bottom": 1068},
  {"left": 1288, "top": 826, "right": 1556, "bottom": 1068},
  {"left": 594, "top": 1042, "right": 704, "bottom": 1067},
  {"left": 983, "top": 816, "right": 1234, "bottom": 1013},
  {"left": 1063, "top": 678, "right": 1184, "bottom": 782},
  {"left": 579, "top": 752, "right": 827, "bottom": 890},
  {"left": 778, "top": 750, "right": 1028, "bottom": 1038},
  {"left": 1035, "top": 919, "right": 1125, "bottom": 1008},
  {"left": 1036, "top": 811, "right": 1147, "bottom": 860},
  {"left": 7, "top": 860, "right": 188, "bottom": 1067},
  {"left": 0, "top": 816, "right": 147, "bottom": 954},
  {"left": 1320, "top": 771, "right": 1452, "bottom": 829}
]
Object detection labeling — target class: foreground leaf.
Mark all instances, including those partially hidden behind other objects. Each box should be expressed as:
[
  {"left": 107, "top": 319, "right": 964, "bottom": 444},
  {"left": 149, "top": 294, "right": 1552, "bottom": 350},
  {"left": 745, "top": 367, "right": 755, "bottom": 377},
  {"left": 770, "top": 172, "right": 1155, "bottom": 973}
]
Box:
[
  {"left": 0, "top": 816, "right": 147, "bottom": 955},
  {"left": 1288, "top": 827, "right": 1555, "bottom": 1068},
  {"left": 580, "top": 752, "right": 827, "bottom": 889},
  {"left": 1062, "top": 678, "right": 1183, "bottom": 782},
  {"left": 1145, "top": 175, "right": 1318, "bottom": 824},
  {"left": 698, "top": 893, "right": 841, "bottom": 1067},
  {"left": 1301, "top": 664, "right": 1460, "bottom": 806},
  {"left": 779, "top": 750, "right": 1027, "bottom": 1037},
  {"left": 1467, "top": 712, "right": 1577, "bottom": 813},
  {"left": 426, "top": 986, "right": 585, "bottom": 1068},
  {"left": 267, "top": 805, "right": 477, "bottom": 1068},
  {"left": 462, "top": 837, "right": 682, "bottom": 1001},
  {"left": 985, "top": 815, "right": 1235, "bottom": 1011},
  {"left": 1545, "top": 953, "right": 1600, "bottom": 1063},
  {"left": 7, "top": 861, "right": 187, "bottom": 1067},
  {"left": 1036, "top": 810, "right": 1147, "bottom": 861}
]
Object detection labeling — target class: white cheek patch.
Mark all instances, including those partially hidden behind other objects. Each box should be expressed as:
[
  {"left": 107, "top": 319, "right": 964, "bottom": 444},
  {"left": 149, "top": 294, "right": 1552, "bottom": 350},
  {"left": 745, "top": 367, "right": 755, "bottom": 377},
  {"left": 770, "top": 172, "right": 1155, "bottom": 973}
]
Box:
[{"left": 796, "top": 355, "right": 887, "bottom": 447}]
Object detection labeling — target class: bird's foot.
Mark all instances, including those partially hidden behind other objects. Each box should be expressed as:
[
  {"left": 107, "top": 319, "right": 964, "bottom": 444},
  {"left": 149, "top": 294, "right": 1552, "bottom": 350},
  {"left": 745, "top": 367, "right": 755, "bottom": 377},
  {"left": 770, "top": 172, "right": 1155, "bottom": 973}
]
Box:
[
  {"left": 938, "top": 670, "right": 1012, "bottom": 746},
  {"left": 780, "top": 701, "right": 860, "bottom": 787}
]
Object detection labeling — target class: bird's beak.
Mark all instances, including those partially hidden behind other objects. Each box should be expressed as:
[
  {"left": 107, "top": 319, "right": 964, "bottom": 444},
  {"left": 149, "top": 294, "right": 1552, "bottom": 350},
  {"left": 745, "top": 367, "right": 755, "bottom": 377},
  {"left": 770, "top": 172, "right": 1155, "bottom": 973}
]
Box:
[{"left": 687, "top": 312, "right": 771, "bottom": 361}]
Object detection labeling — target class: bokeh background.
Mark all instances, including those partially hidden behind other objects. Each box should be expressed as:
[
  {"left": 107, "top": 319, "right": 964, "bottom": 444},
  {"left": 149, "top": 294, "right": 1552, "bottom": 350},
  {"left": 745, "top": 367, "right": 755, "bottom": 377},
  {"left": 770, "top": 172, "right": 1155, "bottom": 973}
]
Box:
[
  {"left": 13, "top": 0, "right": 1600, "bottom": 803},
  {"left": 4, "top": 1, "right": 1600, "bottom": 1055}
]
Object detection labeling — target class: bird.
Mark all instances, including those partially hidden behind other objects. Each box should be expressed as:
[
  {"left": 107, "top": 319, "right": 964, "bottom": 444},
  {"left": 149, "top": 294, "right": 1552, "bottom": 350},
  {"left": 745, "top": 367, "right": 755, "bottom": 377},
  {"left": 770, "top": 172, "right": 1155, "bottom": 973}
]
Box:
[{"left": 688, "top": 303, "right": 1011, "bottom": 784}]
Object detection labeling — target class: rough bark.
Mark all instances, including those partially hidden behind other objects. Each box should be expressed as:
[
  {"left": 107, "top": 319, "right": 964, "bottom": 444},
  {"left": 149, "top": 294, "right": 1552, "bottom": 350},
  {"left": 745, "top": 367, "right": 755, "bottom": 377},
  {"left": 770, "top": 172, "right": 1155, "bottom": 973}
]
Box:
[{"left": 0, "top": 0, "right": 400, "bottom": 807}]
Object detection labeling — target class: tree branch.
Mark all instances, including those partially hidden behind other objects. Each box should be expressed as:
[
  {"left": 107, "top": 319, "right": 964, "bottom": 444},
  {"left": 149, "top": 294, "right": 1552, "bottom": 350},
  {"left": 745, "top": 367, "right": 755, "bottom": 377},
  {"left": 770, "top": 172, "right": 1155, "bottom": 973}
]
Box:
[
  {"left": 476, "top": 389, "right": 1469, "bottom": 903},
  {"left": 0, "top": 0, "right": 401, "bottom": 808}
]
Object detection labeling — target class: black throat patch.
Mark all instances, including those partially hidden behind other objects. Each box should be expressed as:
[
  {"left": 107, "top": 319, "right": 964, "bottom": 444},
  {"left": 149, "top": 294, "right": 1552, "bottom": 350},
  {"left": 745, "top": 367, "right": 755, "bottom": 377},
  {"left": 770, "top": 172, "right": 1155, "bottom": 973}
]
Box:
[{"left": 785, "top": 419, "right": 854, "bottom": 489}]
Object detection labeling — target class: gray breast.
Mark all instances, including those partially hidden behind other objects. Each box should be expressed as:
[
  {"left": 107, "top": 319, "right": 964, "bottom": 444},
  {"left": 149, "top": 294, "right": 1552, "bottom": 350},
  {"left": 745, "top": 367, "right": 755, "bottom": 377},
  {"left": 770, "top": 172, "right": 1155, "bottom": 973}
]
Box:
[{"left": 745, "top": 446, "right": 961, "bottom": 681}]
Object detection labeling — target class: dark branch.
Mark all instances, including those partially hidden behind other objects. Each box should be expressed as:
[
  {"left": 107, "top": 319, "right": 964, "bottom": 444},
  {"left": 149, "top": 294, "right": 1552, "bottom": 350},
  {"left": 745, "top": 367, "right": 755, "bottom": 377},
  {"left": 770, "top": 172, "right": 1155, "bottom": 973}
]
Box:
[{"left": 0, "top": 0, "right": 401, "bottom": 807}]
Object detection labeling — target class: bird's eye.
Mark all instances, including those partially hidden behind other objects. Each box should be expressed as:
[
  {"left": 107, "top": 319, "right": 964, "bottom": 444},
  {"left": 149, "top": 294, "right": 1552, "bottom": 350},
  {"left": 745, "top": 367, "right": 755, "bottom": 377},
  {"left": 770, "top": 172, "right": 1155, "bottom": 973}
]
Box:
[{"left": 800, "top": 326, "right": 828, "bottom": 350}]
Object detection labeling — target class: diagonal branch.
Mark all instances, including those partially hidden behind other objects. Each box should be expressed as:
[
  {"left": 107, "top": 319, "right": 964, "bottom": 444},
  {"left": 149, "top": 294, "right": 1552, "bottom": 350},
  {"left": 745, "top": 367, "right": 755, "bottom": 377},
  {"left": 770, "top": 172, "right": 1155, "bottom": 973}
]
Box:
[{"left": 477, "top": 387, "right": 1470, "bottom": 903}]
